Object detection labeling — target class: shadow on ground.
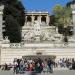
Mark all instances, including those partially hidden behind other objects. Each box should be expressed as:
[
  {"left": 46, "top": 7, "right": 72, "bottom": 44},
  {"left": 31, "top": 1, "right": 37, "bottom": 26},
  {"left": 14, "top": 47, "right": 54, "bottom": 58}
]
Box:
[{"left": 30, "top": 72, "right": 37, "bottom": 75}]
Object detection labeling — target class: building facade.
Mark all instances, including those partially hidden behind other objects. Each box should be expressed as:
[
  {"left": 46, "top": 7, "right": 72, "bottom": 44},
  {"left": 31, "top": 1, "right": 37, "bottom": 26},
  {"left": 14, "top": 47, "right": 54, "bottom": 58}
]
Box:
[{"left": 0, "top": 5, "right": 75, "bottom": 65}]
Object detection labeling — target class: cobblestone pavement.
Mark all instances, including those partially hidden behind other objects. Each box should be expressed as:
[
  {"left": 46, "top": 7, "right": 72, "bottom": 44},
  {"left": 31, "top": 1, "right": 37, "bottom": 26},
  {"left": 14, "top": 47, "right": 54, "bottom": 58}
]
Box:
[{"left": 0, "top": 69, "right": 75, "bottom": 75}]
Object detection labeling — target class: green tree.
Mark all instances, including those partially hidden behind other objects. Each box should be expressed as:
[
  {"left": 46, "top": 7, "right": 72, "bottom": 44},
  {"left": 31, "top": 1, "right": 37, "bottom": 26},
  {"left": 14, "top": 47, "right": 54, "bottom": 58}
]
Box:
[
  {"left": 53, "top": 5, "right": 72, "bottom": 27},
  {"left": 4, "top": 15, "right": 21, "bottom": 43},
  {"left": 53, "top": 5, "right": 72, "bottom": 42},
  {"left": 0, "top": 0, "right": 25, "bottom": 43}
]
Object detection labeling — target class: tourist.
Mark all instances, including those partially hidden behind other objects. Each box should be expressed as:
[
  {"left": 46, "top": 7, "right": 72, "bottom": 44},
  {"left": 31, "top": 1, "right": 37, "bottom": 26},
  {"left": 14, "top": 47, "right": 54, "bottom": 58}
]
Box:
[
  {"left": 72, "top": 58, "right": 75, "bottom": 70},
  {"left": 58, "top": 59, "right": 63, "bottom": 67},
  {"left": 28, "top": 62, "right": 33, "bottom": 71},
  {"left": 43, "top": 59, "right": 50, "bottom": 73},
  {"left": 47, "top": 58, "right": 53, "bottom": 73},
  {"left": 19, "top": 60, "right": 24, "bottom": 73},
  {"left": 12, "top": 57, "right": 75, "bottom": 74},
  {"left": 13, "top": 60, "right": 18, "bottom": 74},
  {"left": 4, "top": 63, "right": 8, "bottom": 70},
  {"left": 66, "top": 59, "right": 71, "bottom": 68}
]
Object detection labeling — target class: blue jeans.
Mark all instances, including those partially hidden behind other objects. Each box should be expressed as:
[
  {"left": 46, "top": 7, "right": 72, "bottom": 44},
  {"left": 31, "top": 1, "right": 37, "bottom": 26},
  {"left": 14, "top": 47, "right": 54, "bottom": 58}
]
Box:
[
  {"left": 19, "top": 65, "right": 24, "bottom": 73},
  {"left": 49, "top": 64, "right": 53, "bottom": 73}
]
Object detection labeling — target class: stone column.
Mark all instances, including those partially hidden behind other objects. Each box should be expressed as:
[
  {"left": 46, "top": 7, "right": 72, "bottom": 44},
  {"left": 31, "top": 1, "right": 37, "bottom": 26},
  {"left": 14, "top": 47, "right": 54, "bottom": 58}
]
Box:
[
  {"left": 0, "top": 5, "right": 4, "bottom": 41},
  {"left": 32, "top": 15, "right": 34, "bottom": 23},
  {"left": 25, "top": 16, "right": 27, "bottom": 25},
  {"left": 38, "top": 16, "right": 41, "bottom": 24},
  {"left": 0, "top": 5, "right": 4, "bottom": 65},
  {"left": 46, "top": 15, "right": 49, "bottom": 25}
]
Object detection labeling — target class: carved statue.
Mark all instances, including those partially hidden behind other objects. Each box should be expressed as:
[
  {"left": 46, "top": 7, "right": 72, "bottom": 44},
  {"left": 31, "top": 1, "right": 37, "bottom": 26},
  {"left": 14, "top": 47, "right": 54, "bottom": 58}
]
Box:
[
  {"left": 24, "top": 21, "right": 41, "bottom": 41},
  {"left": 23, "top": 21, "right": 63, "bottom": 43}
]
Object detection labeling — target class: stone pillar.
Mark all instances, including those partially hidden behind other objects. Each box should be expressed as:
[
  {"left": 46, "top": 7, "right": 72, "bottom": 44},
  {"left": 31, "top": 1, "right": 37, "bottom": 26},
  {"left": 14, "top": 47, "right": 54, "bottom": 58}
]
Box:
[
  {"left": 46, "top": 15, "right": 49, "bottom": 25},
  {"left": 0, "top": 5, "right": 4, "bottom": 41},
  {"left": 71, "top": 3, "right": 75, "bottom": 36},
  {"left": 0, "top": 5, "right": 4, "bottom": 65},
  {"left": 32, "top": 15, "right": 34, "bottom": 23},
  {"left": 38, "top": 16, "right": 41, "bottom": 23},
  {"left": 25, "top": 16, "right": 27, "bottom": 25}
]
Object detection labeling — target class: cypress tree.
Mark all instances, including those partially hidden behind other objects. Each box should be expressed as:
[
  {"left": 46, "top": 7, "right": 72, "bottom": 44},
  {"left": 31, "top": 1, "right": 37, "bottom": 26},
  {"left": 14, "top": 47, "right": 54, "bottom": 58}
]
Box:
[{"left": 0, "top": 0, "right": 25, "bottom": 43}]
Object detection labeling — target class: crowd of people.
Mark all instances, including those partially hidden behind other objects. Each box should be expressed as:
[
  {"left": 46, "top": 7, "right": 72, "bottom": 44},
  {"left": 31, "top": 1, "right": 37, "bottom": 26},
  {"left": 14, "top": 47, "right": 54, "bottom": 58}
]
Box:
[
  {"left": 13, "top": 58, "right": 54, "bottom": 74},
  {"left": 1, "top": 58, "right": 75, "bottom": 74},
  {"left": 58, "top": 58, "right": 75, "bottom": 69}
]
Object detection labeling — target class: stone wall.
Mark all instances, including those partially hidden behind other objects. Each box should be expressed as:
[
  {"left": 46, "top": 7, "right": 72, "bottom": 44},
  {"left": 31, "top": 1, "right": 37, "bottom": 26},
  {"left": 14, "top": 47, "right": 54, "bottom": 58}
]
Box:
[{"left": 1, "top": 43, "right": 75, "bottom": 64}]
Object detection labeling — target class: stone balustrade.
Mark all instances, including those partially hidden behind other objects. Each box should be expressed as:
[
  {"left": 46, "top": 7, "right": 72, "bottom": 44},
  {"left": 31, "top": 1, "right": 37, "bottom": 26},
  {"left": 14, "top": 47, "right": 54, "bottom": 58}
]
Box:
[{"left": 1, "top": 42, "right": 75, "bottom": 48}]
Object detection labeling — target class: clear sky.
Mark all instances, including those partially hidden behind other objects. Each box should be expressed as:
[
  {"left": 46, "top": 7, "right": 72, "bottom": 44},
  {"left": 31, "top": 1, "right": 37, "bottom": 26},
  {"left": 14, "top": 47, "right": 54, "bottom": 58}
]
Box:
[{"left": 21, "top": 0, "right": 70, "bottom": 14}]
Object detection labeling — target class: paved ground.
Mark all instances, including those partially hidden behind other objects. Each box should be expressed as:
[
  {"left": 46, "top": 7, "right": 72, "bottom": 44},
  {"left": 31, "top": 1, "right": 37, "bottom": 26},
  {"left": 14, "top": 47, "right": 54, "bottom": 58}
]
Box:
[{"left": 0, "top": 69, "right": 75, "bottom": 75}]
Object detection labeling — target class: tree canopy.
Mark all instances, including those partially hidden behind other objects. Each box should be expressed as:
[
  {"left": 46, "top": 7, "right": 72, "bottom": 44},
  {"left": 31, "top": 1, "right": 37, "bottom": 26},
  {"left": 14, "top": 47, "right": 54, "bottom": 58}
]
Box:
[
  {"left": 0, "top": 0, "right": 25, "bottom": 43},
  {"left": 53, "top": 5, "right": 72, "bottom": 27},
  {"left": 52, "top": 4, "right": 73, "bottom": 42}
]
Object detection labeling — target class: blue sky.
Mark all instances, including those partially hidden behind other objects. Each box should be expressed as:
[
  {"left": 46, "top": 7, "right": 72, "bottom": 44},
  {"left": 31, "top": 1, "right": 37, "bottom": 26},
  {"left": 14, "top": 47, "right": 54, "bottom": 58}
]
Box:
[{"left": 21, "top": 0, "right": 70, "bottom": 14}]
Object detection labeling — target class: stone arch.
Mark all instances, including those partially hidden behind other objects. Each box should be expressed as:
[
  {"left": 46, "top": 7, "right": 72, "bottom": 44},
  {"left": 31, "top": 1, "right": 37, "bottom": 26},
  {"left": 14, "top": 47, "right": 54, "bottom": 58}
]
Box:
[
  {"left": 27, "top": 16, "right": 32, "bottom": 22},
  {"left": 41, "top": 16, "right": 46, "bottom": 22}
]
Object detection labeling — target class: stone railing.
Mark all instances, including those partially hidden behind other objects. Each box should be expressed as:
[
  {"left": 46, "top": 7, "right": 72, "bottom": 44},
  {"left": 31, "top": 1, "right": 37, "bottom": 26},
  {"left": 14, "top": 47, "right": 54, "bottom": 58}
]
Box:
[
  {"left": 9, "top": 43, "right": 24, "bottom": 48},
  {"left": 2, "top": 41, "right": 75, "bottom": 48}
]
